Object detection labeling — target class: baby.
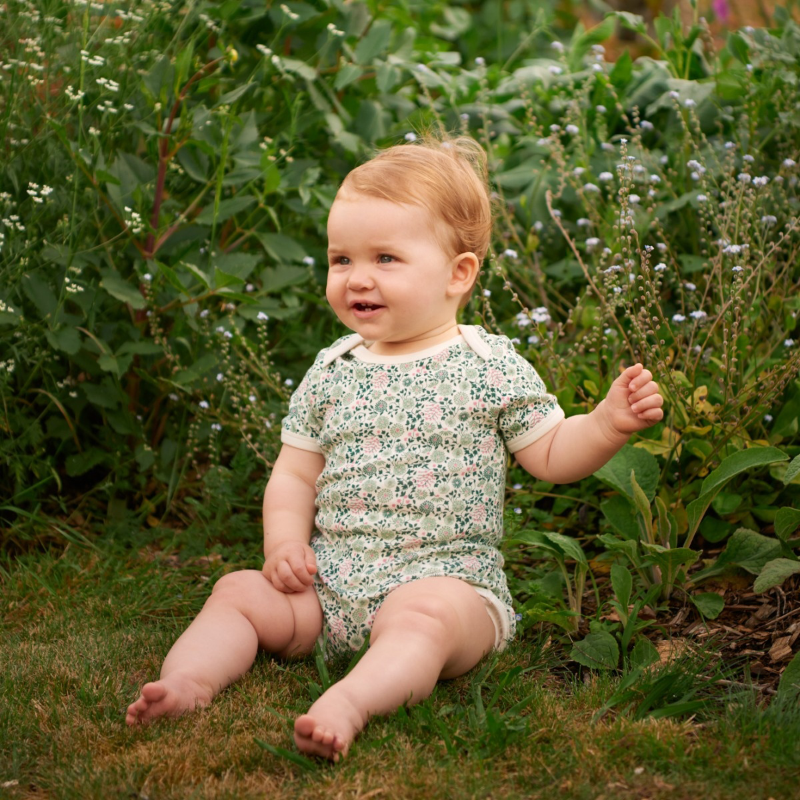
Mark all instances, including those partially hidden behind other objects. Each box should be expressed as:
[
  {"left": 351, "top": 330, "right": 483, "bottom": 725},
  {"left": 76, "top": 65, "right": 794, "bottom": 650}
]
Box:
[{"left": 126, "top": 135, "right": 664, "bottom": 760}]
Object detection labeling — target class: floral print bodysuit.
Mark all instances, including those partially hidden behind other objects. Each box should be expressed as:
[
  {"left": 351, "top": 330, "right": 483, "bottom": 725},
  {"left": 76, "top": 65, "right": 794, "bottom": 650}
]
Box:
[{"left": 281, "top": 324, "right": 564, "bottom": 655}]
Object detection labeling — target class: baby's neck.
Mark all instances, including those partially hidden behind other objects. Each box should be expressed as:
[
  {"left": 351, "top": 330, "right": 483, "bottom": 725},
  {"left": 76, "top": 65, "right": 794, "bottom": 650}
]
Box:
[{"left": 365, "top": 324, "right": 461, "bottom": 356}]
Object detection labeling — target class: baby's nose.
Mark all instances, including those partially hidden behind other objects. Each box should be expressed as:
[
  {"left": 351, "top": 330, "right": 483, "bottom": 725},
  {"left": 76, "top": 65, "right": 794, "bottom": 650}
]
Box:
[{"left": 346, "top": 266, "right": 374, "bottom": 289}]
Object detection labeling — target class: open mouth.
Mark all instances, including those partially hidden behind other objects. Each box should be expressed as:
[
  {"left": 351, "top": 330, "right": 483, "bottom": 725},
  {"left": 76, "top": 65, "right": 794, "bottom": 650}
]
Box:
[{"left": 353, "top": 303, "right": 384, "bottom": 311}]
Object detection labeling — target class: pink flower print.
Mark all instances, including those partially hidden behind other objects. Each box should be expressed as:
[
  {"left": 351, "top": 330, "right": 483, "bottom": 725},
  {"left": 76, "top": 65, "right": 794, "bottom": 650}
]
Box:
[
  {"left": 423, "top": 402, "right": 442, "bottom": 423},
  {"left": 349, "top": 496, "right": 367, "bottom": 515},
  {"left": 528, "top": 409, "right": 545, "bottom": 427},
  {"left": 487, "top": 368, "right": 504, "bottom": 387},
  {"left": 479, "top": 436, "right": 495, "bottom": 455},
  {"left": 403, "top": 428, "right": 420, "bottom": 443},
  {"left": 390, "top": 495, "right": 411, "bottom": 509},
  {"left": 373, "top": 370, "right": 390, "bottom": 390},
  {"left": 471, "top": 503, "right": 487, "bottom": 524},
  {"left": 328, "top": 615, "right": 346, "bottom": 639},
  {"left": 401, "top": 537, "right": 422, "bottom": 550},
  {"left": 416, "top": 469, "right": 436, "bottom": 490},
  {"left": 433, "top": 348, "right": 449, "bottom": 363},
  {"left": 462, "top": 555, "right": 480, "bottom": 571},
  {"left": 364, "top": 436, "right": 381, "bottom": 455},
  {"left": 338, "top": 559, "right": 353, "bottom": 578}
]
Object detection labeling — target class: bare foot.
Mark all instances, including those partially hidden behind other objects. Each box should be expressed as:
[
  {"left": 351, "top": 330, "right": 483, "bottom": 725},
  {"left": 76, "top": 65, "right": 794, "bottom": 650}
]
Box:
[
  {"left": 125, "top": 673, "right": 213, "bottom": 726},
  {"left": 294, "top": 687, "right": 366, "bottom": 762}
]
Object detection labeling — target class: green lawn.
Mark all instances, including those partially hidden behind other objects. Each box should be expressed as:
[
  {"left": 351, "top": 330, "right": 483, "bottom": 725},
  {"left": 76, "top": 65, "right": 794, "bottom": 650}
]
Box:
[{"left": 2, "top": 542, "right": 799, "bottom": 800}]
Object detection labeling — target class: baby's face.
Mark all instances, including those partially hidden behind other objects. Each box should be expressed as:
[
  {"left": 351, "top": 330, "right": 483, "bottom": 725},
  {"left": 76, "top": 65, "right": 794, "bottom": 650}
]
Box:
[{"left": 326, "top": 194, "right": 464, "bottom": 354}]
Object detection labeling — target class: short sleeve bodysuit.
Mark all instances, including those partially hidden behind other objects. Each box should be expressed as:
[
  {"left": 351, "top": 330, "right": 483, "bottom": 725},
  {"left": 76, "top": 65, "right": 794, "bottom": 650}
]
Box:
[{"left": 281, "top": 324, "right": 564, "bottom": 655}]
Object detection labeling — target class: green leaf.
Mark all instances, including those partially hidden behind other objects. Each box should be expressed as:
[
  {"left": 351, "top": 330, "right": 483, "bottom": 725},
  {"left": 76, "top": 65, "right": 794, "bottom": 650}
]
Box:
[
  {"left": 215, "top": 82, "right": 256, "bottom": 108},
  {"left": 610, "top": 11, "right": 647, "bottom": 34},
  {"left": 257, "top": 233, "right": 308, "bottom": 264},
  {"left": 629, "top": 637, "right": 660, "bottom": 669},
  {"left": 153, "top": 260, "right": 188, "bottom": 294},
  {"left": 100, "top": 273, "right": 147, "bottom": 310},
  {"left": 691, "top": 592, "right": 725, "bottom": 619},
  {"left": 195, "top": 196, "right": 256, "bottom": 225},
  {"left": 539, "top": 530, "right": 588, "bottom": 566},
  {"left": 753, "top": 559, "right": 800, "bottom": 593},
  {"left": 281, "top": 58, "right": 317, "bottom": 80},
  {"left": 334, "top": 63, "right": 363, "bottom": 90},
  {"left": 777, "top": 650, "right": 800, "bottom": 701},
  {"left": 46, "top": 327, "right": 81, "bottom": 355},
  {"left": 98, "top": 353, "right": 133, "bottom": 378},
  {"left": 640, "top": 543, "right": 699, "bottom": 579},
  {"left": 601, "top": 495, "right": 639, "bottom": 540},
  {"left": 595, "top": 445, "right": 660, "bottom": 501},
  {"left": 784, "top": 454, "right": 800, "bottom": 484},
  {"left": 776, "top": 507, "right": 800, "bottom": 540},
  {"left": 117, "top": 341, "right": 163, "bottom": 356},
  {"left": 173, "top": 353, "right": 218, "bottom": 386},
  {"left": 694, "top": 528, "right": 782, "bottom": 584},
  {"left": 65, "top": 448, "right": 108, "bottom": 477},
  {"left": 701, "top": 447, "right": 788, "bottom": 496},
  {"left": 181, "top": 261, "right": 212, "bottom": 289},
  {"left": 354, "top": 19, "right": 394, "bottom": 65},
  {"left": 22, "top": 274, "right": 58, "bottom": 318},
  {"left": 213, "top": 253, "right": 261, "bottom": 282},
  {"left": 142, "top": 54, "right": 173, "bottom": 100},
  {"left": 571, "top": 631, "right": 619, "bottom": 670},
  {"left": 610, "top": 50, "right": 633, "bottom": 88},
  {"left": 611, "top": 562, "right": 632, "bottom": 611},
  {"left": 630, "top": 471, "right": 654, "bottom": 542},
  {"left": 727, "top": 32, "right": 750, "bottom": 64},
  {"left": 262, "top": 162, "right": 281, "bottom": 194},
  {"left": 569, "top": 17, "right": 616, "bottom": 72},
  {"left": 81, "top": 382, "right": 122, "bottom": 409}
]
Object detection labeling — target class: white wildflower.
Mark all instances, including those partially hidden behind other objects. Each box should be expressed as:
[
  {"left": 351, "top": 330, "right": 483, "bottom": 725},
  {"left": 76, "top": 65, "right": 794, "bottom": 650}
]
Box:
[{"left": 672, "top": 313, "right": 686, "bottom": 322}]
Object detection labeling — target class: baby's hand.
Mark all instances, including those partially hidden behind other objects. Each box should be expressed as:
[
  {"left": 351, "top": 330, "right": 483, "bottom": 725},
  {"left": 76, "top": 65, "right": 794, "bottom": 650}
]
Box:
[
  {"left": 263, "top": 541, "right": 317, "bottom": 593},
  {"left": 602, "top": 363, "right": 665, "bottom": 436}
]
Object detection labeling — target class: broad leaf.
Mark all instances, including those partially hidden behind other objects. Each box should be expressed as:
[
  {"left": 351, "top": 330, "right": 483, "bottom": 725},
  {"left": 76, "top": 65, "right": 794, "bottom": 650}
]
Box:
[
  {"left": 753, "top": 559, "right": 800, "bottom": 593},
  {"left": 571, "top": 631, "right": 619, "bottom": 670},
  {"left": 595, "top": 445, "right": 659, "bottom": 501}
]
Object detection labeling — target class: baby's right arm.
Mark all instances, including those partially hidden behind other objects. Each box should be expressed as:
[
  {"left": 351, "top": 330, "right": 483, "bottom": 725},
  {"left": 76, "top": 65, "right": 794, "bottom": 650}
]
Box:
[{"left": 262, "top": 444, "right": 325, "bottom": 593}]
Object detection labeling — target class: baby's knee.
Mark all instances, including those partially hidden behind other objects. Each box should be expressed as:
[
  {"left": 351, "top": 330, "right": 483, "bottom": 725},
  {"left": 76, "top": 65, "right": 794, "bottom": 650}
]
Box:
[
  {"left": 208, "top": 569, "right": 266, "bottom": 609},
  {"left": 373, "top": 592, "right": 458, "bottom": 642}
]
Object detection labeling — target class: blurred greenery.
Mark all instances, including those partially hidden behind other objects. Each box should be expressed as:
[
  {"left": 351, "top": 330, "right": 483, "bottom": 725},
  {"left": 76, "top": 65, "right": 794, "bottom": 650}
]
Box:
[{"left": 1, "top": 0, "right": 799, "bottom": 629}]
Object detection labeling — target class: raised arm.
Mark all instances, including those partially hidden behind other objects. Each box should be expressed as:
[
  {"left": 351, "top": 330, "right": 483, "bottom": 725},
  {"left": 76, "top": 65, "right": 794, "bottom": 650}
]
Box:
[
  {"left": 262, "top": 443, "right": 325, "bottom": 592},
  {"left": 513, "top": 364, "right": 664, "bottom": 484}
]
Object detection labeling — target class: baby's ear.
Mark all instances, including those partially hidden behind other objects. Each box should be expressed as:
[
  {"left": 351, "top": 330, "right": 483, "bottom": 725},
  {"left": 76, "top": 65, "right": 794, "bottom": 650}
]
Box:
[{"left": 448, "top": 252, "right": 480, "bottom": 297}]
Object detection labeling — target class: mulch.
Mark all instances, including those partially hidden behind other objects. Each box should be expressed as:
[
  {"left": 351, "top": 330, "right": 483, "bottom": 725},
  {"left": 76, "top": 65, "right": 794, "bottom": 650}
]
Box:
[{"left": 580, "top": 569, "right": 800, "bottom": 696}]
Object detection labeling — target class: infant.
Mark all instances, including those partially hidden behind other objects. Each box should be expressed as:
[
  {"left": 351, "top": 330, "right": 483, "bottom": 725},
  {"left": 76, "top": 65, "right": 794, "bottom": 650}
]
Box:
[{"left": 126, "top": 135, "right": 664, "bottom": 761}]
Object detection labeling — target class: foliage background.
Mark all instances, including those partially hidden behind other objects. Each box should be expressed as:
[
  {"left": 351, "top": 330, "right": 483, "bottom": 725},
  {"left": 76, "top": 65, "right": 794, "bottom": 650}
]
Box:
[{"left": 1, "top": 0, "right": 800, "bottom": 649}]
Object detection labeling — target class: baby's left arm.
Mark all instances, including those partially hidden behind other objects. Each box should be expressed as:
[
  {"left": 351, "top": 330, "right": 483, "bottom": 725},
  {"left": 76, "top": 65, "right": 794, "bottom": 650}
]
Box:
[{"left": 514, "top": 363, "right": 664, "bottom": 484}]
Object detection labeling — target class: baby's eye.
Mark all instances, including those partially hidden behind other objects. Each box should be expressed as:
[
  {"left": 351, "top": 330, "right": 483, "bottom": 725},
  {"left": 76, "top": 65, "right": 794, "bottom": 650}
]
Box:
[
  {"left": 331, "top": 256, "right": 350, "bottom": 266},
  {"left": 378, "top": 254, "right": 395, "bottom": 264}
]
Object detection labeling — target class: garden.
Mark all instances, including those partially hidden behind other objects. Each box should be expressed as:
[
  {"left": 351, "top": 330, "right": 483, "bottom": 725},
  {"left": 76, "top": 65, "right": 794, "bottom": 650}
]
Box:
[{"left": 2, "top": 0, "right": 800, "bottom": 797}]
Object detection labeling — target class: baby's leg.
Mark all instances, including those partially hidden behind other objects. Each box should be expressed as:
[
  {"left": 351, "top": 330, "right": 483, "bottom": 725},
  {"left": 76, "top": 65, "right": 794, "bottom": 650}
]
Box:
[
  {"left": 294, "top": 577, "right": 496, "bottom": 761},
  {"left": 126, "top": 569, "right": 322, "bottom": 725}
]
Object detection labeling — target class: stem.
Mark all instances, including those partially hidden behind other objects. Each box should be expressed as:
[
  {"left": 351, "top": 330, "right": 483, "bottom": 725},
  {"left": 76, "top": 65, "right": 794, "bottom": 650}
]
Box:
[{"left": 144, "top": 58, "right": 223, "bottom": 258}]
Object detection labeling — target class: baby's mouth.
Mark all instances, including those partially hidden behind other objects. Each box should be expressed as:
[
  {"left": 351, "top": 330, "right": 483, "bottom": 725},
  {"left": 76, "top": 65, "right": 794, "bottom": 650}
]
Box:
[{"left": 353, "top": 303, "right": 384, "bottom": 311}]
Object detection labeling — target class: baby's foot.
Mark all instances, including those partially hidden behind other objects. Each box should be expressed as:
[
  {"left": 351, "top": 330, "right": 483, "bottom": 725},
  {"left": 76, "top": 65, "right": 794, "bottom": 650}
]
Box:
[
  {"left": 125, "top": 673, "right": 213, "bottom": 726},
  {"left": 294, "top": 687, "right": 366, "bottom": 762}
]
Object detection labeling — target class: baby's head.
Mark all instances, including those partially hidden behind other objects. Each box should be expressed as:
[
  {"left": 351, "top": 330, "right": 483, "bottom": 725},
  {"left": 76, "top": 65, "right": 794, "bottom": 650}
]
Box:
[{"left": 334, "top": 134, "right": 493, "bottom": 306}]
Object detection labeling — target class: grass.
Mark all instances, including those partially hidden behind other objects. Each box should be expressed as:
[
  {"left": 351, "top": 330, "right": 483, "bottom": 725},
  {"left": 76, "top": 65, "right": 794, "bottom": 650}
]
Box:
[{"left": 2, "top": 541, "right": 799, "bottom": 800}]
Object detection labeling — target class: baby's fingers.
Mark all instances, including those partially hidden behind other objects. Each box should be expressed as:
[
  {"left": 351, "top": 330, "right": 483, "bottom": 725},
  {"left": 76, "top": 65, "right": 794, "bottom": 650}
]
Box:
[{"left": 275, "top": 559, "right": 308, "bottom": 592}]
